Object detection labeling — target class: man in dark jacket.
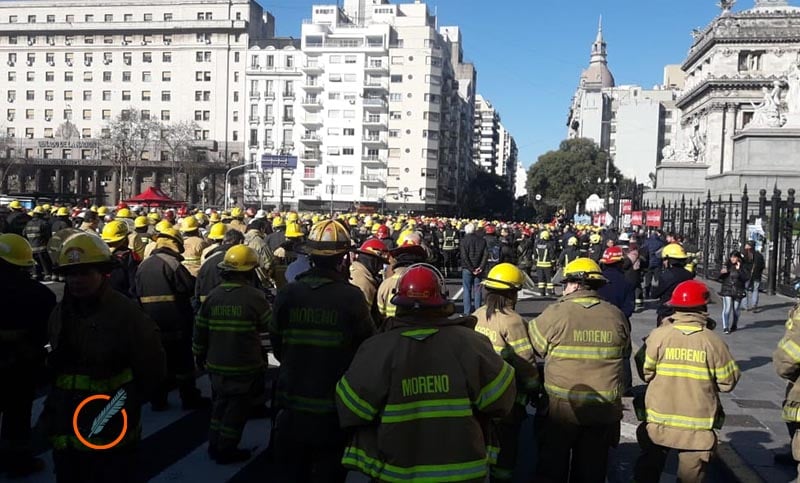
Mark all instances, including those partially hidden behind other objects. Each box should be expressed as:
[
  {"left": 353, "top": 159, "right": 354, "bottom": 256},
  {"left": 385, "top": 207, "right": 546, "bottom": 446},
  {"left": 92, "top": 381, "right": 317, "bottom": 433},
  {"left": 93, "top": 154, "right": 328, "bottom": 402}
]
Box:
[
  {"left": 459, "top": 222, "right": 487, "bottom": 315},
  {"left": 652, "top": 243, "right": 695, "bottom": 325},
  {"left": 23, "top": 207, "right": 52, "bottom": 281},
  {"left": 136, "top": 227, "right": 206, "bottom": 411},
  {"left": 50, "top": 207, "right": 72, "bottom": 234},
  {"left": 0, "top": 234, "right": 56, "bottom": 477},
  {"left": 193, "top": 230, "right": 246, "bottom": 310},
  {"left": 598, "top": 247, "right": 635, "bottom": 319},
  {"left": 742, "top": 240, "right": 765, "bottom": 312},
  {"left": 4, "top": 201, "right": 31, "bottom": 236},
  {"left": 642, "top": 230, "right": 666, "bottom": 299},
  {"left": 101, "top": 220, "right": 140, "bottom": 299}
]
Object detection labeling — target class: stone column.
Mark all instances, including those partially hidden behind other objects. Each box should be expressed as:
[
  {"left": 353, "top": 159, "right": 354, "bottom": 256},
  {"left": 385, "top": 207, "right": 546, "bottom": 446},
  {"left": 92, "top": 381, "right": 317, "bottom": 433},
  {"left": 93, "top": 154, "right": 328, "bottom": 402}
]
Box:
[
  {"left": 152, "top": 170, "right": 159, "bottom": 189},
  {"left": 209, "top": 172, "right": 217, "bottom": 206},
  {"left": 132, "top": 171, "right": 141, "bottom": 197},
  {"left": 722, "top": 104, "right": 736, "bottom": 174},
  {"left": 73, "top": 169, "right": 80, "bottom": 195},
  {"left": 111, "top": 169, "right": 120, "bottom": 205},
  {"left": 92, "top": 169, "right": 101, "bottom": 205},
  {"left": 34, "top": 168, "right": 43, "bottom": 193}
]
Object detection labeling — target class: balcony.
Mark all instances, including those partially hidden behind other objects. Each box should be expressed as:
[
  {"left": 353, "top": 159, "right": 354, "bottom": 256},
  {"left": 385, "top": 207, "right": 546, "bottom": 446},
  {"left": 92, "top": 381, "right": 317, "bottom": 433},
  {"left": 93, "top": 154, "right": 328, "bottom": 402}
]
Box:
[
  {"left": 301, "top": 116, "right": 323, "bottom": 127},
  {"left": 300, "top": 133, "right": 322, "bottom": 144},
  {"left": 362, "top": 155, "right": 387, "bottom": 167},
  {"left": 301, "top": 174, "right": 322, "bottom": 184},
  {"left": 362, "top": 98, "right": 387, "bottom": 110},
  {"left": 365, "top": 61, "right": 388, "bottom": 73},
  {"left": 302, "top": 62, "right": 324, "bottom": 73},
  {"left": 363, "top": 116, "right": 386, "bottom": 128},
  {"left": 248, "top": 116, "right": 259, "bottom": 124},
  {"left": 361, "top": 174, "right": 386, "bottom": 185},
  {"left": 301, "top": 98, "right": 323, "bottom": 110},
  {"left": 363, "top": 81, "right": 388, "bottom": 93},
  {"left": 283, "top": 91, "right": 295, "bottom": 100},
  {"left": 363, "top": 135, "right": 387, "bottom": 147},
  {"left": 264, "top": 116, "right": 275, "bottom": 124},
  {"left": 264, "top": 92, "right": 276, "bottom": 100},
  {"left": 302, "top": 81, "right": 323, "bottom": 91},
  {"left": 249, "top": 91, "right": 260, "bottom": 99},
  {"left": 282, "top": 117, "right": 295, "bottom": 124},
  {"left": 301, "top": 152, "right": 322, "bottom": 165},
  {"left": 282, "top": 190, "right": 295, "bottom": 198}
]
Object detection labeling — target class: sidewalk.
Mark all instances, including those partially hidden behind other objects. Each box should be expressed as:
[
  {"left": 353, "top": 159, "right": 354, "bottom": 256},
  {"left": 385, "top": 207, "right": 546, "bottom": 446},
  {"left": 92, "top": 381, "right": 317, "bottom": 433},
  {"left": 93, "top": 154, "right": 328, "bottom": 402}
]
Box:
[{"left": 629, "top": 282, "right": 798, "bottom": 483}]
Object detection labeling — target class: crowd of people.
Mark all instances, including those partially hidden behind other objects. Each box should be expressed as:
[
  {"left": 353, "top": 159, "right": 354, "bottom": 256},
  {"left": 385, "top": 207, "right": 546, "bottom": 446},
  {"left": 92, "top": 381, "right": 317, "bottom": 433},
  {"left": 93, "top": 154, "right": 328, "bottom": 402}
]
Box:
[{"left": 0, "top": 198, "right": 792, "bottom": 483}]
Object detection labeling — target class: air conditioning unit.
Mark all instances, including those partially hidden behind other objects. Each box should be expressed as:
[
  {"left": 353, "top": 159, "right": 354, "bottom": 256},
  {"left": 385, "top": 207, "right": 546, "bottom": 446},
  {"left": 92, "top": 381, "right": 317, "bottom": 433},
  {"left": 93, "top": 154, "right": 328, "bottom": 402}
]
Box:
[
  {"left": 8, "top": 98, "right": 14, "bottom": 103},
  {"left": 205, "top": 38, "right": 211, "bottom": 44},
  {"left": 26, "top": 60, "right": 33, "bottom": 66},
  {"left": 103, "top": 59, "right": 110, "bottom": 65},
  {"left": 66, "top": 60, "right": 73, "bottom": 66},
  {"left": 27, "top": 40, "right": 34, "bottom": 46},
  {"left": 45, "top": 116, "right": 51, "bottom": 122},
  {"left": 65, "top": 40, "right": 72, "bottom": 46},
  {"left": 164, "top": 39, "right": 171, "bottom": 45},
  {"left": 48, "top": 39, "right": 55, "bottom": 46},
  {"left": 84, "top": 60, "right": 91, "bottom": 66},
  {"left": 141, "top": 41, "right": 147, "bottom": 45},
  {"left": 6, "top": 61, "right": 14, "bottom": 67},
  {"left": 122, "top": 40, "right": 128, "bottom": 45}
]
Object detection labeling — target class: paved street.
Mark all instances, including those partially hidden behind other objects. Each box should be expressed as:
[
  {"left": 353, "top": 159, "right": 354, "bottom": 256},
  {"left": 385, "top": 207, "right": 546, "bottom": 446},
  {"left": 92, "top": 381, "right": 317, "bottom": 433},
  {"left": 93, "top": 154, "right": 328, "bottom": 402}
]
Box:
[{"left": 16, "top": 278, "right": 769, "bottom": 482}]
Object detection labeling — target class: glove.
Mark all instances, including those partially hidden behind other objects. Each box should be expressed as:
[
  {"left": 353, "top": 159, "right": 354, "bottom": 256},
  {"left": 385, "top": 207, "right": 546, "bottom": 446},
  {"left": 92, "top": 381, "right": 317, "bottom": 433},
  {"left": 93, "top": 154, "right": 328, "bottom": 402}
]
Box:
[{"left": 195, "top": 354, "right": 206, "bottom": 371}]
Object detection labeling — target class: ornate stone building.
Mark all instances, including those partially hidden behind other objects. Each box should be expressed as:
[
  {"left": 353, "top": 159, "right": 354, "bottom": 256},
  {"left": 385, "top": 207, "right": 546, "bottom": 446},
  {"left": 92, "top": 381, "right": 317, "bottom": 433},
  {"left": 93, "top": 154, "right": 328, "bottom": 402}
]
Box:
[{"left": 650, "top": 0, "right": 800, "bottom": 201}]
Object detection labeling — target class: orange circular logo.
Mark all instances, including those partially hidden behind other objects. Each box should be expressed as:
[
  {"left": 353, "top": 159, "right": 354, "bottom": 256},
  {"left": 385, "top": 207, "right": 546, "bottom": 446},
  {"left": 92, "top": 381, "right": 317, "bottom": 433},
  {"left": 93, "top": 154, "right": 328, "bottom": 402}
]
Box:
[{"left": 72, "top": 393, "right": 128, "bottom": 451}]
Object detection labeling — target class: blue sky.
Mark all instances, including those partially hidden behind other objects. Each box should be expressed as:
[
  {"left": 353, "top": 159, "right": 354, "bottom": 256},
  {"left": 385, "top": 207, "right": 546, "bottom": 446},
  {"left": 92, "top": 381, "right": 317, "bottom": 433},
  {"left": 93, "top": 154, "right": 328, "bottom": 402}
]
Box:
[{"left": 258, "top": 0, "right": 731, "bottom": 167}]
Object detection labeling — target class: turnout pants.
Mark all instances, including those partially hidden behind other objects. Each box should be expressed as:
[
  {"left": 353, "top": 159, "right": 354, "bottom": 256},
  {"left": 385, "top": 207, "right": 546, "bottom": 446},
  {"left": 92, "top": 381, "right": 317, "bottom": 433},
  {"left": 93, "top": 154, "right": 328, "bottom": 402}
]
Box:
[
  {"left": 490, "top": 405, "right": 527, "bottom": 482},
  {"left": 633, "top": 423, "right": 713, "bottom": 483},
  {"left": 53, "top": 447, "right": 140, "bottom": 483},
  {"left": 209, "top": 373, "right": 264, "bottom": 452},
  {"left": 0, "top": 368, "right": 36, "bottom": 465},
  {"left": 33, "top": 250, "right": 53, "bottom": 279},
  {"left": 153, "top": 335, "right": 199, "bottom": 406},
  {"left": 535, "top": 414, "right": 619, "bottom": 483},
  {"left": 273, "top": 410, "right": 347, "bottom": 483},
  {"left": 536, "top": 266, "right": 554, "bottom": 293}
]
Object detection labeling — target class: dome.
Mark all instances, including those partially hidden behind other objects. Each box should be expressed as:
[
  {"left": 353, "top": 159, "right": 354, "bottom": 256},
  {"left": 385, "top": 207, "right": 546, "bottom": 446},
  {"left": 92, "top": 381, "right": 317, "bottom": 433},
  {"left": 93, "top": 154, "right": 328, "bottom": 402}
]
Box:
[{"left": 581, "top": 64, "right": 615, "bottom": 89}]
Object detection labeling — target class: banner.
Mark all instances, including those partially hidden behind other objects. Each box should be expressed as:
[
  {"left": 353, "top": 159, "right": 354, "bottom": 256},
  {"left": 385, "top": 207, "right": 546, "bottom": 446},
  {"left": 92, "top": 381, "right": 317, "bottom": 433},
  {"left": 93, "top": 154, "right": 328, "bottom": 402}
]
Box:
[
  {"left": 646, "top": 210, "right": 663, "bottom": 228},
  {"left": 622, "top": 200, "right": 632, "bottom": 215},
  {"left": 260, "top": 154, "right": 298, "bottom": 170},
  {"left": 631, "top": 211, "right": 643, "bottom": 226}
]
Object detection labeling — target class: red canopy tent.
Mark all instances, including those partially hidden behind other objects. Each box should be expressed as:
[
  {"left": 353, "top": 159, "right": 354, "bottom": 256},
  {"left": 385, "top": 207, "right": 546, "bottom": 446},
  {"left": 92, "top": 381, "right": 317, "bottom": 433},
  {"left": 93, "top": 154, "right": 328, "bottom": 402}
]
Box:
[{"left": 123, "top": 187, "right": 185, "bottom": 208}]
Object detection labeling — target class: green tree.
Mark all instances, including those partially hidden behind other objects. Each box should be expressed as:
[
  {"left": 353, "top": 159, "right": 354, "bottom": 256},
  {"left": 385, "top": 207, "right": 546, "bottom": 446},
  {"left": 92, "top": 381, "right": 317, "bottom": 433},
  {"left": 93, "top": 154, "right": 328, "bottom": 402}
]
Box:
[
  {"left": 462, "top": 171, "right": 514, "bottom": 219},
  {"left": 526, "top": 138, "right": 622, "bottom": 216}
]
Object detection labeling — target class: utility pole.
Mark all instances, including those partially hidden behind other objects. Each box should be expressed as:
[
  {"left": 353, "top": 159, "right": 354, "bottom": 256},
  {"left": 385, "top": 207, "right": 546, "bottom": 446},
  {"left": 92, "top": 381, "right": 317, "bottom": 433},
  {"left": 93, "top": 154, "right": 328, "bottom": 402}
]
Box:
[{"left": 329, "top": 178, "right": 335, "bottom": 217}]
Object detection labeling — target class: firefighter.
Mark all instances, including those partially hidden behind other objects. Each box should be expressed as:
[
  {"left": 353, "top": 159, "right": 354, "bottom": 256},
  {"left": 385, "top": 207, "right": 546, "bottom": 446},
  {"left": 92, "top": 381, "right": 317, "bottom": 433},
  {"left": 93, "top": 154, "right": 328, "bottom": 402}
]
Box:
[
  {"left": 375, "top": 235, "right": 428, "bottom": 328},
  {"left": 228, "top": 207, "right": 247, "bottom": 234},
  {"left": 135, "top": 227, "right": 206, "bottom": 411},
  {"left": 116, "top": 208, "right": 146, "bottom": 259},
  {"left": 557, "top": 236, "right": 580, "bottom": 277},
  {"left": 441, "top": 221, "right": 460, "bottom": 278},
  {"left": 180, "top": 216, "right": 209, "bottom": 278},
  {"left": 534, "top": 230, "right": 557, "bottom": 296},
  {"left": 473, "top": 263, "right": 539, "bottom": 482},
  {"left": 23, "top": 206, "right": 53, "bottom": 281},
  {"left": 529, "top": 257, "right": 631, "bottom": 483},
  {"left": 0, "top": 234, "right": 56, "bottom": 477},
  {"left": 336, "top": 264, "right": 516, "bottom": 483},
  {"left": 243, "top": 219, "right": 274, "bottom": 288},
  {"left": 284, "top": 223, "right": 311, "bottom": 283},
  {"left": 376, "top": 223, "right": 396, "bottom": 251},
  {"left": 266, "top": 216, "right": 287, "bottom": 253},
  {"left": 635, "top": 280, "right": 740, "bottom": 483},
  {"left": 587, "top": 233, "right": 604, "bottom": 263},
  {"left": 134, "top": 216, "right": 154, "bottom": 251},
  {"left": 350, "top": 238, "right": 388, "bottom": 318},
  {"left": 4, "top": 200, "right": 31, "bottom": 236},
  {"left": 653, "top": 243, "right": 695, "bottom": 326},
  {"left": 143, "top": 220, "right": 173, "bottom": 259},
  {"left": 515, "top": 229, "right": 534, "bottom": 278},
  {"left": 101, "top": 220, "right": 140, "bottom": 299},
  {"left": 43, "top": 233, "right": 166, "bottom": 483},
  {"left": 79, "top": 210, "right": 100, "bottom": 234},
  {"left": 773, "top": 281, "right": 800, "bottom": 474},
  {"left": 193, "top": 245, "right": 271, "bottom": 464},
  {"left": 50, "top": 207, "right": 72, "bottom": 234},
  {"left": 201, "top": 222, "right": 228, "bottom": 265},
  {"left": 194, "top": 229, "right": 246, "bottom": 309},
  {"left": 269, "top": 220, "right": 375, "bottom": 483}
]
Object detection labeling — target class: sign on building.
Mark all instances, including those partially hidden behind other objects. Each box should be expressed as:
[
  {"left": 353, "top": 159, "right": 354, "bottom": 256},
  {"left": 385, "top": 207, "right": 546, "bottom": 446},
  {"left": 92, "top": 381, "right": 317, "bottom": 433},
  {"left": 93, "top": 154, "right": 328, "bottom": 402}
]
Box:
[{"left": 260, "top": 155, "right": 298, "bottom": 170}]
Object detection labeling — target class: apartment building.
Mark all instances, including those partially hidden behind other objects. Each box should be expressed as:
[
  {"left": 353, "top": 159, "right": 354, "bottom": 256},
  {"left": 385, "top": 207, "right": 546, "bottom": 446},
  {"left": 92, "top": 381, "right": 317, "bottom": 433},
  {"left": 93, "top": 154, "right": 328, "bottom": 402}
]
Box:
[
  {"left": 0, "top": 0, "right": 272, "bottom": 204},
  {"left": 497, "top": 123, "right": 518, "bottom": 192}
]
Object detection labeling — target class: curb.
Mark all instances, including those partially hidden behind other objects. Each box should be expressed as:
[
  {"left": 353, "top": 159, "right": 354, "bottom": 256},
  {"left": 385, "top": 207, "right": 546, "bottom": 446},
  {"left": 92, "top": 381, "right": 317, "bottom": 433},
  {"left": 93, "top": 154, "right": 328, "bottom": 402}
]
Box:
[{"left": 715, "top": 442, "right": 766, "bottom": 483}]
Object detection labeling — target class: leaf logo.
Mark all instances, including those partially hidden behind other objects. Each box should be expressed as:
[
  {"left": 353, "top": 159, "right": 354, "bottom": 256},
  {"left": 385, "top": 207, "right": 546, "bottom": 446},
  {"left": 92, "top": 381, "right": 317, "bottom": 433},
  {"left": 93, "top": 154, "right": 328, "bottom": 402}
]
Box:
[{"left": 72, "top": 389, "right": 129, "bottom": 451}]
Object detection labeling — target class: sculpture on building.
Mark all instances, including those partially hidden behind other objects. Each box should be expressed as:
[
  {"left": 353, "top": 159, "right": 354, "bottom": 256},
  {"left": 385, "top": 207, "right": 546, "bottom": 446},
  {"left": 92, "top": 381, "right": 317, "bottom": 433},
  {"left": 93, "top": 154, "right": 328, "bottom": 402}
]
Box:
[
  {"left": 749, "top": 80, "right": 785, "bottom": 128},
  {"left": 784, "top": 55, "right": 800, "bottom": 126}
]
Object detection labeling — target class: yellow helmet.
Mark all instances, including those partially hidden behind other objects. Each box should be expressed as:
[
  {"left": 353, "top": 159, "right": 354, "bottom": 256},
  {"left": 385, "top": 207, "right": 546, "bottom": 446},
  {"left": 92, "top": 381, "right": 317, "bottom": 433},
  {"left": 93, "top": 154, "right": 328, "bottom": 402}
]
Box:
[
  {"left": 90, "top": 205, "right": 98, "bottom": 213},
  {"left": 218, "top": 245, "right": 259, "bottom": 272},
  {"left": 302, "top": 220, "right": 351, "bottom": 256},
  {"left": 8, "top": 200, "right": 23, "bottom": 210},
  {"left": 662, "top": 243, "right": 688, "bottom": 260},
  {"left": 483, "top": 263, "right": 525, "bottom": 291},
  {"left": 209, "top": 212, "right": 221, "bottom": 223},
  {"left": 194, "top": 212, "right": 207, "bottom": 224},
  {"left": 56, "top": 207, "right": 70, "bottom": 217},
  {"left": 57, "top": 233, "right": 112, "bottom": 269},
  {"left": 540, "top": 230, "right": 551, "bottom": 241},
  {"left": 97, "top": 206, "right": 109, "bottom": 216},
  {"left": 589, "top": 234, "right": 602, "bottom": 244},
  {"left": 0, "top": 233, "right": 35, "bottom": 267},
  {"left": 568, "top": 236, "right": 578, "bottom": 247},
  {"left": 180, "top": 216, "right": 200, "bottom": 233},
  {"left": 392, "top": 222, "right": 402, "bottom": 231},
  {"left": 42, "top": 203, "right": 52, "bottom": 211},
  {"left": 147, "top": 212, "right": 161, "bottom": 223},
  {"left": 563, "top": 258, "right": 608, "bottom": 284},
  {"left": 101, "top": 220, "right": 129, "bottom": 243},
  {"left": 397, "top": 230, "right": 415, "bottom": 246},
  {"left": 285, "top": 222, "right": 304, "bottom": 239},
  {"left": 371, "top": 223, "right": 381, "bottom": 234},
  {"left": 116, "top": 208, "right": 132, "bottom": 219},
  {"left": 311, "top": 215, "right": 321, "bottom": 224},
  {"left": 155, "top": 220, "right": 173, "bottom": 233},
  {"left": 156, "top": 227, "right": 184, "bottom": 247},
  {"left": 134, "top": 216, "right": 149, "bottom": 229},
  {"left": 348, "top": 217, "right": 358, "bottom": 227},
  {"left": 231, "top": 207, "right": 244, "bottom": 218},
  {"left": 208, "top": 222, "right": 228, "bottom": 241},
  {"left": 287, "top": 212, "right": 299, "bottom": 222},
  {"left": 221, "top": 211, "right": 233, "bottom": 222},
  {"left": 32, "top": 205, "right": 45, "bottom": 215},
  {"left": 272, "top": 216, "right": 285, "bottom": 228}
]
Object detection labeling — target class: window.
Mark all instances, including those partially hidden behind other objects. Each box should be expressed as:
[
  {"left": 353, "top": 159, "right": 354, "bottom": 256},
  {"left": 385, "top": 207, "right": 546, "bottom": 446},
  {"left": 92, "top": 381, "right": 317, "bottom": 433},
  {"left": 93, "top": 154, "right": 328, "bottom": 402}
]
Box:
[
  {"left": 343, "top": 110, "right": 355, "bottom": 119},
  {"left": 344, "top": 73, "right": 356, "bottom": 82},
  {"left": 162, "top": 71, "right": 172, "bottom": 82},
  {"left": 103, "top": 52, "right": 112, "bottom": 63},
  {"left": 83, "top": 109, "right": 91, "bottom": 120},
  {"left": 390, "top": 111, "right": 401, "bottom": 120},
  {"left": 102, "top": 109, "right": 111, "bottom": 120},
  {"left": 122, "top": 72, "right": 131, "bottom": 82},
  {"left": 85, "top": 14, "right": 94, "bottom": 22},
  {"left": 423, "top": 112, "right": 440, "bottom": 122},
  {"left": 232, "top": 131, "right": 238, "bottom": 141},
  {"left": 283, "top": 105, "right": 294, "bottom": 120},
  {"left": 104, "top": 35, "right": 113, "bottom": 44},
  {"left": 163, "top": 52, "right": 172, "bottom": 63},
  {"left": 328, "top": 128, "right": 340, "bottom": 136},
  {"left": 164, "top": 13, "right": 173, "bottom": 21},
  {"left": 7, "top": 72, "right": 15, "bottom": 82},
  {"left": 28, "top": 15, "right": 36, "bottom": 23},
  {"left": 343, "top": 128, "right": 355, "bottom": 136},
  {"left": 9, "top": 15, "right": 17, "bottom": 23},
  {"left": 85, "top": 35, "right": 94, "bottom": 44},
  {"left": 344, "top": 55, "right": 357, "bottom": 64},
  {"left": 123, "top": 52, "right": 132, "bottom": 65},
  {"left": 391, "top": 56, "right": 403, "bottom": 65},
  {"left": 162, "top": 91, "right": 171, "bottom": 101},
  {"left": 45, "top": 91, "right": 54, "bottom": 101},
  {"left": 44, "top": 128, "right": 53, "bottom": 138},
  {"left": 143, "top": 52, "right": 152, "bottom": 63},
  {"left": 425, "top": 74, "right": 441, "bottom": 85},
  {"left": 326, "top": 165, "right": 338, "bottom": 175},
  {"left": 105, "top": 14, "right": 113, "bottom": 22},
  {"left": 103, "top": 72, "right": 112, "bottom": 82},
  {"left": 341, "top": 166, "right": 354, "bottom": 175},
  {"left": 342, "top": 148, "right": 354, "bottom": 156},
  {"left": 25, "top": 108, "right": 33, "bottom": 120},
  {"left": 161, "top": 110, "right": 170, "bottom": 121},
  {"left": 83, "top": 71, "right": 92, "bottom": 82},
  {"left": 122, "top": 91, "right": 131, "bottom": 101},
  {"left": 26, "top": 72, "right": 34, "bottom": 81},
  {"left": 143, "top": 13, "right": 152, "bottom": 21},
  {"left": 142, "top": 71, "right": 151, "bottom": 82},
  {"left": 234, "top": 52, "right": 240, "bottom": 62},
  {"left": 163, "top": 34, "right": 172, "bottom": 44},
  {"left": 62, "top": 109, "right": 72, "bottom": 120},
  {"left": 82, "top": 148, "right": 92, "bottom": 158},
  {"left": 26, "top": 90, "right": 34, "bottom": 101},
  {"left": 391, "top": 75, "right": 402, "bottom": 83},
  {"left": 43, "top": 148, "right": 53, "bottom": 158},
  {"left": 64, "top": 72, "right": 73, "bottom": 82},
  {"left": 124, "top": 14, "right": 133, "bottom": 22},
  {"left": 286, "top": 55, "right": 294, "bottom": 68},
  {"left": 103, "top": 91, "right": 111, "bottom": 101},
  {"left": 141, "top": 110, "right": 150, "bottom": 120},
  {"left": 63, "top": 91, "right": 72, "bottom": 101},
  {"left": 389, "top": 130, "right": 400, "bottom": 138},
  {"left": 66, "top": 15, "right": 74, "bottom": 22},
  {"left": 329, "top": 73, "right": 342, "bottom": 82},
  {"left": 329, "top": 55, "right": 341, "bottom": 64},
  {"left": 141, "top": 91, "right": 151, "bottom": 101},
  {"left": 83, "top": 90, "right": 91, "bottom": 101}
]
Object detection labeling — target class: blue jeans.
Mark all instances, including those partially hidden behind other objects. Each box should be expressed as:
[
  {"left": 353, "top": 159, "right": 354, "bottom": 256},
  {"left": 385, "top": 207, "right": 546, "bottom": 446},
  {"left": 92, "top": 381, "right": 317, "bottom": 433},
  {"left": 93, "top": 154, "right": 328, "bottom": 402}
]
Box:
[
  {"left": 744, "top": 280, "right": 761, "bottom": 309},
  {"left": 462, "top": 269, "right": 482, "bottom": 315},
  {"left": 721, "top": 296, "right": 742, "bottom": 331}
]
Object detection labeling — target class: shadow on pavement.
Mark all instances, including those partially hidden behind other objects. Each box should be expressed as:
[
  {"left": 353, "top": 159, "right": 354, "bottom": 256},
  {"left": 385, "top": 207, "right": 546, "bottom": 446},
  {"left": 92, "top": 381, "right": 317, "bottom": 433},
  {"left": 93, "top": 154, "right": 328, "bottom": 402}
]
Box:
[
  {"left": 740, "top": 318, "right": 788, "bottom": 330},
  {"left": 752, "top": 302, "right": 795, "bottom": 313},
  {"left": 736, "top": 356, "right": 773, "bottom": 372}
]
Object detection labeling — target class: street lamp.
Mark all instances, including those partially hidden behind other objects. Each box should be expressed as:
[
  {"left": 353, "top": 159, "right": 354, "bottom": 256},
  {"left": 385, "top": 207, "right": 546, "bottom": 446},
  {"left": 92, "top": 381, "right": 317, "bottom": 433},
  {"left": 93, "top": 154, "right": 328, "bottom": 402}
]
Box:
[
  {"left": 328, "top": 177, "right": 336, "bottom": 217},
  {"left": 597, "top": 176, "right": 618, "bottom": 227}
]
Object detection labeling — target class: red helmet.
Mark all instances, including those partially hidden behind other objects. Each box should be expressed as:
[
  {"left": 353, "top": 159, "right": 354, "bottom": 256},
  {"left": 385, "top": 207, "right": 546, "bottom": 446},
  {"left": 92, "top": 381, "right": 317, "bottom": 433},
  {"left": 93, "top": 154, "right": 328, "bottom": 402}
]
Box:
[
  {"left": 391, "top": 264, "right": 449, "bottom": 309},
  {"left": 668, "top": 280, "right": 710, "bottom": 309},
  {"left": 116, "top": 202, "right": 128, "bottom": 210},
  {"left": 164, "top": 210, "right": 176, "bottom": 221},
  {"left": 601, "top": 246, "right": 625, "bottom": 265},
  {"left": 177, "top": 206, "right": 188, "bottom": 217},
  {"left": 359, "top": 238, "right": 388, "bottom": 258},
  {"left": 484, "top": 225, "right": 496, "bottom": 235},
  {"left": 376, "top": 224, "right": 390, "bottom": 239}
]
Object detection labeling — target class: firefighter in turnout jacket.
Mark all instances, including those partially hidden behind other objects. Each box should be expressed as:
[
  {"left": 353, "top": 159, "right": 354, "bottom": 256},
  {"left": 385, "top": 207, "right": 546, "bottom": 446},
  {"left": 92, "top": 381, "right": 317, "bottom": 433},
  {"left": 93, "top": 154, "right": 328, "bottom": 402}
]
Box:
[
  {"left": 101, "top": 221, "right": 140, "bottom": 299},
  {"left": 773, "top": 281, "right": 800, "bottom": 478},
  {"left": 269, "top": 220, "right": 375, "bottom": 483},
  {"left": 180, "top": 216, "right": 209, "bottom": 277},
  {"left": 441, "top": 221, "right": 461, "bottom": 278},
  {"left": 23, "top": 206, "right": 53, "bottom": 281},
  {"left": 350, "top": 238, "right": 389, "bottom": 319},
  {"left": 473, "top": 263, "right": 540, "bottom": 482},
  {"left": 635, "top": 280, "right": 740, "bottom": 483},
  {"left": 194, "top": 229, "right": 246, "bottom": 309},
  {"left": 375, "top": 234, "right": 428, "bottom": 328},
  {"left": 200, "top": 222, "right": 228, "bottom": 265},
  {"left": 529, "top": 258, "right": 631, "bottom": 483},
  {"left": 135, "top": 227, "right": 206, "bottom": 411},
  {"left": 0, "top": 234, "right": 56, "bottom": 477},
  {"left": 43, "top": 233, "right": 166, "bottom": 483},
  {"left": 336, "top": 264, "right": 516, "bottom": 483},
  {"left": 193, "top": 245, "right": 271, "bottom": 465},
  {"left": 535, "top": 230, "right": 557, "bottom": 296}
]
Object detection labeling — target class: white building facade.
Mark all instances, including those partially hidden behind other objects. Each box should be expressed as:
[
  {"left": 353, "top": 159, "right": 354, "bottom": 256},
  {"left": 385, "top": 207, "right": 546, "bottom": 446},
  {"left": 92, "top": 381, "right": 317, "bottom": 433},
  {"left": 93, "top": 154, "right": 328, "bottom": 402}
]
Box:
[{"left": 0, "top": 0, "right": 273, "bottom": 204}]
